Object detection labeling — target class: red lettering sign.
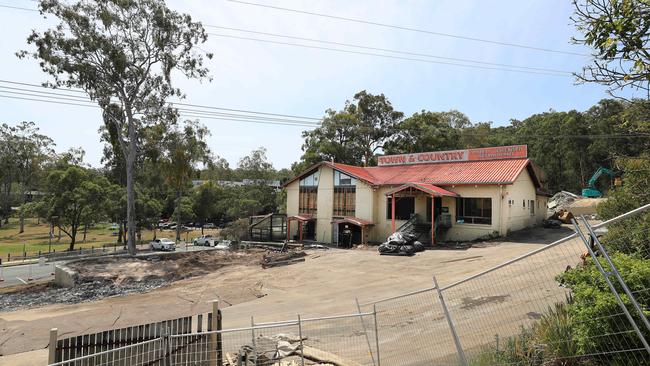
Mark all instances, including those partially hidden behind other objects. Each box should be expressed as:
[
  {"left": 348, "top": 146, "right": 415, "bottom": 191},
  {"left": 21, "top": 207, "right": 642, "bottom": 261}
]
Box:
[{"left": 377, "top": 145, "right": 527, "bottom": 166}]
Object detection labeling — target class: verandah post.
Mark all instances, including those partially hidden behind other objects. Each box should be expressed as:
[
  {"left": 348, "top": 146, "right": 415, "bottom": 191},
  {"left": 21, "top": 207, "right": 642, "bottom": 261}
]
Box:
[
  {"left": 391, "top": 194, "right": 396, "bottom": 232},
  {"left": 431, "top": 195, "right": 435, "bottom": 246}
]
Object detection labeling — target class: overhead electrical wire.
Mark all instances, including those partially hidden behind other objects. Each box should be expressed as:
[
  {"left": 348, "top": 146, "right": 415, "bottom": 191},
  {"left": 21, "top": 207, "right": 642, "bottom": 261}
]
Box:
[
  {"left": 1, "top": 87, "right": 649, "bottom": 139},
  {"left": 4, "top": 1, "right": 579, "bottom": 76},
  {"left": 208, "top": 33, "right": 569, "bottom": 77},
  {"left": 0, "top": 80, "right": 322, "bottom": 123},
  {"left": 226, "top": 0, "right": 589, "bottom": 57},
  {"left": 205, "top": 25, "right": 572, "bottom": 75},
  {"left": 0, "top": 85, "right": 322, "bottom": 128}
]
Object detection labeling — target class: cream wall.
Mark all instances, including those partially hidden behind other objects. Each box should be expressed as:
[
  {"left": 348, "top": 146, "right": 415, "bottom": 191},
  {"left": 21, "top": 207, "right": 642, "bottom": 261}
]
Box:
[
  {"left": 315, "top": 166, "right": 334, "bottom": 243},
  {"left": 440, "top": 184, "right": 503, "bottom": 242},
  {"left": 503, "top": 170, "right": 539, "bottom": 232}
]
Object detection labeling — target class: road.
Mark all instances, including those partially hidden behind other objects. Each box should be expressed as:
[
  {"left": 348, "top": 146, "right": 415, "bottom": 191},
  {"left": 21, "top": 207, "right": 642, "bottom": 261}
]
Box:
[{"left": 0, "top": 242, "right": 212, "bottom": 288}]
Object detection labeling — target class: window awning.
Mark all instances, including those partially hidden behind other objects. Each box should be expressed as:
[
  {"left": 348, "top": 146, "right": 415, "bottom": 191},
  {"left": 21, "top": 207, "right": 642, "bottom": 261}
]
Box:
[
  {"left": 331, "top": 217, "right": 374, "bottom": 227},
  {"left": 385, "top": 182, "right": 459, "bottom": 197},
  {"left": 287, "top": 214, "right": 316, "bottom": 222}
]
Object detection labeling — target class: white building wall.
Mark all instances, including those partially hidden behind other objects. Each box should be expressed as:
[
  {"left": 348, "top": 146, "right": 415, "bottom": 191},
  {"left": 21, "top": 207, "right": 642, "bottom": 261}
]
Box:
[
  {"left": 504, "top": 170, "right": 539, "bottom": 232},
  {"left": 315, "top": 166, "right": 334, "bottom": 243}
]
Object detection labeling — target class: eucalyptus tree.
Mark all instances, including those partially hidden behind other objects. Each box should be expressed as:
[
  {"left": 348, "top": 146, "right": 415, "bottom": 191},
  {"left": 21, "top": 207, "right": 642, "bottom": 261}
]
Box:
[
  {"left": 19, "top": 0, "right": 212, "bottom": 254},
  {"left": 162, "top": 120, "right": 211, "bottom": 241}
]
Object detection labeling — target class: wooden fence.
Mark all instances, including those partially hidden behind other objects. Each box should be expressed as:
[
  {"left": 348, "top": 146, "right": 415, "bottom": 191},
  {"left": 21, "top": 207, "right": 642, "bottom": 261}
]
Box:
[{"left": 48, "top": 301, "right": 222, "bottom": 366}]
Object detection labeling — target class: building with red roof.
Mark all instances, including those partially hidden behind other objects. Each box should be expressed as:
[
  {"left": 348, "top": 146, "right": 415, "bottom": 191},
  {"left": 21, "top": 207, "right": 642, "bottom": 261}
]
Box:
[{"left": 284, "top": 145, "right": 549, "bottom": 246}]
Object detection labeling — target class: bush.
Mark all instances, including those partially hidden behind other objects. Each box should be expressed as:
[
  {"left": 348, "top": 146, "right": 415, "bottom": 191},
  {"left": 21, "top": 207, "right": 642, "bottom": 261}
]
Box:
[{"left": 557, "top": 253, "right": 650, "bottom": 365}]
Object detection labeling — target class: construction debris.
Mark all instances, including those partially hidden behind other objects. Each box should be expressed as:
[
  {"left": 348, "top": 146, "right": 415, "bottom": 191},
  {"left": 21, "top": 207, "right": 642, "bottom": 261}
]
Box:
[
  {"left": 547, "top": 191, "right": 605, "bottom": 218},
  {"left": 548, "top": 209, "right": 575, "bottom": 224},
  {"left": 378, "top": 232, "right": 425, "bottom": 256},
  {"left": 261, "top": 251, "right": 307, "bottom": 268},
  {"left": 223, "top": 333, "right": 361, "bottom": 366}
]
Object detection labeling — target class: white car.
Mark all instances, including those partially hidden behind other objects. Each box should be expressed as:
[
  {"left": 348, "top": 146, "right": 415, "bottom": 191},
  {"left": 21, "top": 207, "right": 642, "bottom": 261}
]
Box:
[
  {"left": 193, "top": 235, "right": 216, "bottom": 247},
  {"left": 150, "top": 238, "right": 176, "bottom": 251}
]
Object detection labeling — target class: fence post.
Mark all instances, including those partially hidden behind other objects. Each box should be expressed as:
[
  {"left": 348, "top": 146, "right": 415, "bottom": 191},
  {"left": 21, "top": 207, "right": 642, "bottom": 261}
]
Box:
[
  {"left": 355, "top": 298, "right": 376, "bottom": 366},
  {"left": 373, "top": 304, "right": 381, "bottom": 366},
  {"left": 216, "top": 300, "right": 223, "bottom": 366},
  {"left": 163, "top": 327, "right": 172, "bottom": 366},
  {"left": 208, "top": 300, "right": 219, "bottom": 366},
  {"left": 571, "top": 219, "right": 650, "bottom": 354},
  {"left": 297, "top": 315, "right": 305, "bottom": 366},
  {"left": 251, "top": 316, "right": 257, "bottom": 365},
  {"left": 434, "top": 276, "right": 468, "bottom": 366},
  {"left": 581, "top": 216, "right": 650, "bottom": 333},
  {"left": 48, "top": 328, "right": 58, "bottom": 365}
]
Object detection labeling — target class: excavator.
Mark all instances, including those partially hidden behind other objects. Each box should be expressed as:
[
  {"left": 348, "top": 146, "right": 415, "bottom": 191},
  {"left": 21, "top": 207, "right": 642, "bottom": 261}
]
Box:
[{"left": 582, "top": 167, "right": 620, "bottom": 198}]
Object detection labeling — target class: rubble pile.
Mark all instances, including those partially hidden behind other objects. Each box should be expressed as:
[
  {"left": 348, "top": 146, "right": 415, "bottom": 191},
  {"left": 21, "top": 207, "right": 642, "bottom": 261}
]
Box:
[
  {"left": 261, "top": 250, "right": 307, "bottom": 268},
  {"left": 378, "top": 232, "right": 426, "bottom": 256},
  {"left": 224, "top": 333, "right": 362, "bottom": 366},
  {"left": 547, "top": 191, "right": 580, "bottom": 212}
]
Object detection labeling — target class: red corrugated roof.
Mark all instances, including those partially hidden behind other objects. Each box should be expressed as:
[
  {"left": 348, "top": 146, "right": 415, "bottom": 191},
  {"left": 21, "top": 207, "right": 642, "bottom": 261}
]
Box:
[
  {"left": 285, "top": 158, "right": 535, "bottom": 187},
  {"left": 385, "top": 182, "right": 460, "bottom": 197},
  {"left": 335, "top": 159, "right": 531, "bottom": 186}
]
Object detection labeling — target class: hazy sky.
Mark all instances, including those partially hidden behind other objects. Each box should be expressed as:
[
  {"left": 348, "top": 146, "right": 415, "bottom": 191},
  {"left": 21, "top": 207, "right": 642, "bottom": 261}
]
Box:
[{"left": 0, "top": 0, "right": 640, "bottom": 169}]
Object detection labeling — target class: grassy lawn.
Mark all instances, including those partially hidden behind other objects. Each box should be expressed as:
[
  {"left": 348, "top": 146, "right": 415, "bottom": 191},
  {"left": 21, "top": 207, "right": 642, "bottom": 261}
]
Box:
[{"left": 0, "top": 218, "right": 220, "bottom": 258}]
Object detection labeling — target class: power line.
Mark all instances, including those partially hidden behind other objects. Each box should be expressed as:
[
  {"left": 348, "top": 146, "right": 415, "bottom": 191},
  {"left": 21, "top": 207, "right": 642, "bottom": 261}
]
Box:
[
  {"left": 205, "top": 25, "right": 572, "bottom": 74},
  {"left": 0, "top": 4, "right": 37, "bottom": 12},
  {"left": 0, "top": 79, "right": 322, "bottom": 122},
  {"left": 0, "top": 84, "right": 322, "bottom": 124},
  {"left": 2, "top": 90, "right": 649, "bottom": 139},
  {"left": 226, "top": 0, "right": 589, "bottom": 57},
  {"left": 3, "top": 2, "right": 575, "bottom": 76},
  {"left": 208, "top": 33, "right": 569, "bottom": 77},
  {"left": 0, "top": 92, "right": 321, "bottom": 128}
]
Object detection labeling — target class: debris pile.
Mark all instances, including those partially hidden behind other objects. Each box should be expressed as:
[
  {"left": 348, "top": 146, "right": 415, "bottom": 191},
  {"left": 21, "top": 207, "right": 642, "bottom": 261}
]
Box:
[
  {"left": 224, "top": 333, "right": 362, "bottom": 366},
  {"left": 378, "top": 232, "right": 426, "bottom": 256},
  {"left": 261, "top": 250, "right": 306, "bottom": 268},
  {"left": 547, "top": 191, "right": 580, "bottom": 212}
]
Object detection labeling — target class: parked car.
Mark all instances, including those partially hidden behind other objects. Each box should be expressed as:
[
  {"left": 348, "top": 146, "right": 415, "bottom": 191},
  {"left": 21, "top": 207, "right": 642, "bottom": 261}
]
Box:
[
  {"left": 149, "top": 238, "right": 176, "bottom": 251},
  {"left": 203, "top": 223, "right": 216, "bottom": 229},
  {"left": 193, "top": 235, "right": 216, "bottom": 247}
]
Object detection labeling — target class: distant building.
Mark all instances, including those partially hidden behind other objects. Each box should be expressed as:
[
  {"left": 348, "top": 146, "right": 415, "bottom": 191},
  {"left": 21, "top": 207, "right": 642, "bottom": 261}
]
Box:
[
  {"left": 191, "top": 179, "right": 281, "bottom": 189},
  {"left": 283, "top": 145, "right": 549, "bottom": 246}
]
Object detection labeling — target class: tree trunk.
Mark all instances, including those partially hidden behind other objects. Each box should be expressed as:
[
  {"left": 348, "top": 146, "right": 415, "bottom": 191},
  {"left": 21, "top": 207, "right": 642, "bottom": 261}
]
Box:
[
  {"left": 83, "top": 224, "right": 87, "bottom": 243},
  {"left": 126, "top": 122, "right": 137, "bottom": 255},
  {"left": 68, "top": 227, "right": 76, "bottom": 251},
  {"left": 175, "top": 188, "right": 182, "bottom": 242},
  {"left": 118, "top": 222, "right": 123, "bottom": 243}
]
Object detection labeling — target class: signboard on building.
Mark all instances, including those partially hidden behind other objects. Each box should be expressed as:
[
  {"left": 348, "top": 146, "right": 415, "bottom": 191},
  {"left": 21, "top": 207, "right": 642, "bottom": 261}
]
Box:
[{"left": 377, "top": 145, "right": 528, "bottom": 166}]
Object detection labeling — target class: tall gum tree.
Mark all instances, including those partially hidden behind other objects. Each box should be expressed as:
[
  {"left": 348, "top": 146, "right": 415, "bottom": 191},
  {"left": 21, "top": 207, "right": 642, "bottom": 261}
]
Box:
[{"left": 19, "top": 0, "right": 212, "bottom": 255}]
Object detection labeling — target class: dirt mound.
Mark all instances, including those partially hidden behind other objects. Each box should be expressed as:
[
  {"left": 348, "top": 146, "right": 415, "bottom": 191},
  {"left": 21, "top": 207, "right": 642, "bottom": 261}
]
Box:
[{"left": 1, "top": 250, "right": 264, "bottom": 311}]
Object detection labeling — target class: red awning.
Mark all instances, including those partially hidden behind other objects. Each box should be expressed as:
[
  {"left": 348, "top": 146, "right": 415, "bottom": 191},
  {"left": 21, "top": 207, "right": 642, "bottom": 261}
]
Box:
[
  {"left": 385, "top": 182, "right": 459, "bottom": 197},
  {"left": 287, "top": 214, "right": 315, "bottom": 222},
  {"left": 331, "top": 217, "right": 374, "bottom": 227}
]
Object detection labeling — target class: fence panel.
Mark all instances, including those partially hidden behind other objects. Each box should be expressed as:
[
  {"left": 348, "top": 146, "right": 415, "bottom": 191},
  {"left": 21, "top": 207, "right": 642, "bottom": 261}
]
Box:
[{"left": 361, "top": 288, "right": 459, "bottom": 365}]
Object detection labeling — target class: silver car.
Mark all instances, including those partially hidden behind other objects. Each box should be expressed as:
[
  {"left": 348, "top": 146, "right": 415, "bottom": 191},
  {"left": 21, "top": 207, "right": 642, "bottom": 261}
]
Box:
[
  {"left": 150, "top": 238, "right": 176, "bottom": 251},
  {"left": 193, "top": 235, "right": 216, "bottom": 247}
]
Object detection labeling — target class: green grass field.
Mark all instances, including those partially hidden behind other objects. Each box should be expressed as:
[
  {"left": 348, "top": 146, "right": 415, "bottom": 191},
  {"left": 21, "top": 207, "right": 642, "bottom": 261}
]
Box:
[{"left": 0, "top": 218, "right": 219, "bottom": 258}]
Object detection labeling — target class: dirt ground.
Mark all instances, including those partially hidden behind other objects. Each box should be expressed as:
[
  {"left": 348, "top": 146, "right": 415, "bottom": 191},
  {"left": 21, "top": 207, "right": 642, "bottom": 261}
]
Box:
[{"left": 0, "top": 226, "right": 578, "bottom": 365}]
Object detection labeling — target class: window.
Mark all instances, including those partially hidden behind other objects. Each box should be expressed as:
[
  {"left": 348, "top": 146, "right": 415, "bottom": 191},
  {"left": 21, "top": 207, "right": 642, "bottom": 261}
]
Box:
[
  {"left": 386, "top": 197, "right": 415, "bottom": 220},
  {"left": 299, "top": 187, "right": 317, "bottom": 215},
  {"left": 456, "top": 197, "right": 492, "bottom": 225},
  {"left": 334, "top": 170, "right": 356, "bottom": 186},
  {"left": 333, "top": 187, "right": 356, "bottom": 216},
  {"left": 299, "top": 171, "right": 319, "bottom": 215},
  {"left": 529, "top": 200, "right": 535, "bottom": 216}
]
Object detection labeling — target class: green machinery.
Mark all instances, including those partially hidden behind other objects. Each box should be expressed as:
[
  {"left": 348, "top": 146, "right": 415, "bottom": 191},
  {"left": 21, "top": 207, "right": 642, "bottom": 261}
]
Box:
[{"left": 582, "top": 167, "right": 616, "bottom": 198}]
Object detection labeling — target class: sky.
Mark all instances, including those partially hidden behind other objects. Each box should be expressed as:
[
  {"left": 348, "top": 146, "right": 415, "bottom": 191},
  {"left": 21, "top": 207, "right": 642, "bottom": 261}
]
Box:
[{"left": 0, "top": 0, "right": 641, "bottom": 170}]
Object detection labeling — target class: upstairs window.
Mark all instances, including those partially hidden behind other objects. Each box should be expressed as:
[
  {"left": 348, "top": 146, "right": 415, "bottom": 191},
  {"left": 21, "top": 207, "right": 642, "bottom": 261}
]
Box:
[
  {"left": 334, "top": 171, "right": 356, "bottom": 186},
  {"left": 333, "top": 170, "right": 356, "bottom": 216},
  {"left": 299, "top": 171, "right": 319, "bottom": 215}
]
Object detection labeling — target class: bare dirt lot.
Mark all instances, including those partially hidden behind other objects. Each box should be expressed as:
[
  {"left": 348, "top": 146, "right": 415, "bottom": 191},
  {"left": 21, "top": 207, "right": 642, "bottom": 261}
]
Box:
[{"left": 0, "top": 226, "right": 577, "bottom": 365}]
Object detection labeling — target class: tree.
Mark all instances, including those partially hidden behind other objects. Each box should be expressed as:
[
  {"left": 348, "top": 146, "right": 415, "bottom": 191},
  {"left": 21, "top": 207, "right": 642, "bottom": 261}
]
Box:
[
  {"left": 572, "top": 0, "right": 650, "bottom": 98},
  {"left": 162, "top": 120, "right": 211, "bottom": 241},
  {"left": 20, "top": 0, "right": 212, "bottom": 255},
  {"left": 0, "top": 122, "right": 54, "bottom": 233},
  {"left": 296, "top": 91, "right": 403, "bottom": 168},
  {"left": 236, "top": 147, "right": 274, "bottom": 181},
  {"left": 44, "top": 166, "right": 110, "bottom": 250},
  {"left": 192, "top": 182, "right": 223, "bottom": 234},
  {"left": 384, "top": 110, "right": 462, "bottom": 154}
]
